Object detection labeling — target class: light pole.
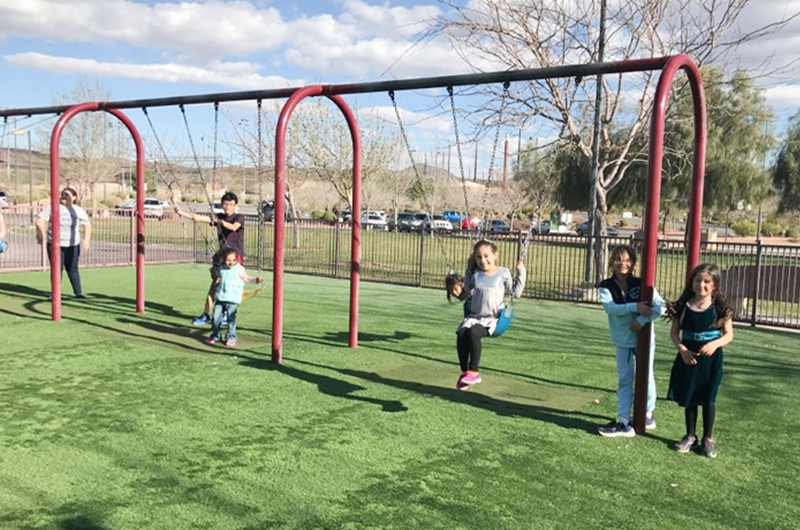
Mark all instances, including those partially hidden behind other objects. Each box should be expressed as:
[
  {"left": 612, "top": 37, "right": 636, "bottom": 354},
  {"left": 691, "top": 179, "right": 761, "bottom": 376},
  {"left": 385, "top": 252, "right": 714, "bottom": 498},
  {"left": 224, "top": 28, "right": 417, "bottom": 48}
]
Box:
[
  {"left": 239, "top": 118, "right": 249, "bottom": 198},
  {"left": 11, "top": 128, "right": 32, "bottom": 221}
]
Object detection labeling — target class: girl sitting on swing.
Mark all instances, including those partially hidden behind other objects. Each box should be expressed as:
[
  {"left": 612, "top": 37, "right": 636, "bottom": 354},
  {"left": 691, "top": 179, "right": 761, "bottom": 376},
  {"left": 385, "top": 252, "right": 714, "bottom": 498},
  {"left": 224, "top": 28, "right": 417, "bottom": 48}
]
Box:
[{"left": 450, "top": 239, "right": 526, "bottom": 391}]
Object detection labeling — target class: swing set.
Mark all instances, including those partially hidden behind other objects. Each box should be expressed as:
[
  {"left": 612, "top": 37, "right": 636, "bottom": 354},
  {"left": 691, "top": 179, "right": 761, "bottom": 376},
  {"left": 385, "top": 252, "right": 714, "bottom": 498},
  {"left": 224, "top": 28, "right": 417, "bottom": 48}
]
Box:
[{"left": 2, "top": 55, "right": 708, "bottom": 434}]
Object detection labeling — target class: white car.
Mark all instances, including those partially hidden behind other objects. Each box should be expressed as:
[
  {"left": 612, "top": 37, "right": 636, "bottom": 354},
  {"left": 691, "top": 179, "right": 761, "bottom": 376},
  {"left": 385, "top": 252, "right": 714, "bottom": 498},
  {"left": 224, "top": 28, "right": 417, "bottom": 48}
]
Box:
[
  {"left": 360, "top": 212, "right": 388, "bottom": 231},
  {"left": 424, "top": 215, "right": 453, "bottom": 233},
  {"left": 0, "top": 191, "right": 13, "bottom": 208},
  {"left": 116, "top": 198, "right": 164, "bottom": 219}
]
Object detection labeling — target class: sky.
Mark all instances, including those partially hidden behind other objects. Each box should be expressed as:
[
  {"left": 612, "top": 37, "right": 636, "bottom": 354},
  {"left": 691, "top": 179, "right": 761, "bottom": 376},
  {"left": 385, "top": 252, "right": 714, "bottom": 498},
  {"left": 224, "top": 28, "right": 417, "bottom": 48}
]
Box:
[{"left": 1, "top": 0, "right": 800, "bottom": 175}]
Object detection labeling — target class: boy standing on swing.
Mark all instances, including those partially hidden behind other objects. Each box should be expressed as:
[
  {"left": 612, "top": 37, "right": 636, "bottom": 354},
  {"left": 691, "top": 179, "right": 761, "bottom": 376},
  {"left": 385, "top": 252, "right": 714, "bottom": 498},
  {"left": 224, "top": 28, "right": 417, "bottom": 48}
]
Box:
[{"left": 174, "top": 191, "right": 246, "bottom": 325}]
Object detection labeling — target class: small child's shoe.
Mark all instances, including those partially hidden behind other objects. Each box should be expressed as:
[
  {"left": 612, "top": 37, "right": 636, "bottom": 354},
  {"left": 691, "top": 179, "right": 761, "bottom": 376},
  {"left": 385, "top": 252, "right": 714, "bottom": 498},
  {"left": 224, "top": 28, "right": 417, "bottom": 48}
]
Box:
[
  {"left": 193, "top": 314, "right": 210, "bottom": 325},
  {"left": 224, "top": 339, "right": 237, "bottom": 347},
  {"left": 204, "top": 337, "right": 217, "bottom": 345},
  {"left": 456, "top": 372, "right": 469, "bottom": 391},
  {"left": 461, "top": 371, "right": 482, "bottom": 385},
  {"left": 220, "top": 313, "right": 228, "bottom": 325},
  {"left": 645, "top": 412, "right": 656, "bottom": 430}
]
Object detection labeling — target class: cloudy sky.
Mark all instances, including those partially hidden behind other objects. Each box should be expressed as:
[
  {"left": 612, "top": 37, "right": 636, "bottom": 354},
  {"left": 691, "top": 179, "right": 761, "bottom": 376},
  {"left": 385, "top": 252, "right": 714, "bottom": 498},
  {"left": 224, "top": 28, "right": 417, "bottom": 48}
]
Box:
[{"left": 1, "top": 0, "right": 799, "bottom": 168}]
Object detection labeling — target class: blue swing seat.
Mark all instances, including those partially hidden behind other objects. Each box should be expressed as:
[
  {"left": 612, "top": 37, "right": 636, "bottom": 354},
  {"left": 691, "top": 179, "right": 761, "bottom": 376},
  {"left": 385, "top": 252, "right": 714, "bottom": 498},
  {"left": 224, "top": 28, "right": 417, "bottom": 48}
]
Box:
[
  {"left": 461, "top": 301, "right": 514, "bottom": 337},
  {"left": 492, "top": 304, "right": 513, "bottom": 337},
  {"left": 0, "top": 239, "right": 7, "bottom": 253}
]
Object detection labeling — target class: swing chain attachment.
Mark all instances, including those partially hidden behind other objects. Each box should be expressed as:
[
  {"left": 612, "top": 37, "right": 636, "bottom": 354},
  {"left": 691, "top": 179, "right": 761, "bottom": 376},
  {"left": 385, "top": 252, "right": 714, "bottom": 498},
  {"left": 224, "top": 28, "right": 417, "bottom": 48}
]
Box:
[{"left": 448, "top": 86, "right": 470, "bottom": 221}]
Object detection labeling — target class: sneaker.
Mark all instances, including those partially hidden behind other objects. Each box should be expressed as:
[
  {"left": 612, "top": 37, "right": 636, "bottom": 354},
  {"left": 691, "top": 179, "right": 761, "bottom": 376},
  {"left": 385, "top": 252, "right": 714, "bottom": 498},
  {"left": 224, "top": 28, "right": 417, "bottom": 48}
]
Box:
[
  {"left": 598, "top": 420, "right": 635, "bottom": 438},
  {"left": 193, "top": 314, "right": 210, "bottom": 325},
  {"left": 75, "top": 293, "right": 87, "bottom": 299},
  {"left": 204, "top": 337, "right": 217, "bottom": 345},
  {"left": 645, "top": 413, "right": 656, "bottom": 431},
  {"left": 220, "top": 313, "right": 228, "bottom": 325},
  {"left": 456, "top": 372, "right": 470, "bottom": 391},
  {"left": 224, "top": 339, "right": 236, "bottom": 347},
  {"left": 701, "top": 437, "right": 717, "bottom": 458},
  {"left": 673, "top": 434, "right": 698, "bottom": 453},
  {"left": 461, "top": 371, "right": 482, "bottom": 385}
]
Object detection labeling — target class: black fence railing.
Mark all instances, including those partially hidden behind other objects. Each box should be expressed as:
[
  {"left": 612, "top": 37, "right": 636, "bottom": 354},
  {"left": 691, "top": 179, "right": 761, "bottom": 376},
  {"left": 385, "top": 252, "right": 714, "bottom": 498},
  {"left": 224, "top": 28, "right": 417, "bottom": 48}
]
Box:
[{"left": 3, "top": 208, "right": 798, "bottom": 329}]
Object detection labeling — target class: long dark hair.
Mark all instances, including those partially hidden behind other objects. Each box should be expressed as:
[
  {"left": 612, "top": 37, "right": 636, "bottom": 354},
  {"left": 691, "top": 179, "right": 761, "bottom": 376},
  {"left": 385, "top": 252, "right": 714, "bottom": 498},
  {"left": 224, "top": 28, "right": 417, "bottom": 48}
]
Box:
[
  {"left": 666, "top": 263, "right": 733, "bottom": 327},
  {"left": 607, "top": 244, "right": 637, "bottom": 278}
]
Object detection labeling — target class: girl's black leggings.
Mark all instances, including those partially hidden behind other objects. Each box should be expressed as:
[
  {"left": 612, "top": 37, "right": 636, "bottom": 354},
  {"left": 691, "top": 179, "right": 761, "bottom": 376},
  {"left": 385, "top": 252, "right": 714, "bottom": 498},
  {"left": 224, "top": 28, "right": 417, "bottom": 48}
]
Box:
[{"left": 457, "top": 324, "right": 489, "bottom": 372}]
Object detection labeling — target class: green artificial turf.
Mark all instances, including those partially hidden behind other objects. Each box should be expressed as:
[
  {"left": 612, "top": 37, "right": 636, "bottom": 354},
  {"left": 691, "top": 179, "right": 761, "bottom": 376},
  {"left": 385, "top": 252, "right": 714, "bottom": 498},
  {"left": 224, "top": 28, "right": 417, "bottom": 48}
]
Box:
[{"left": 0, "top": 264, "right": 798, "bottom": 529}]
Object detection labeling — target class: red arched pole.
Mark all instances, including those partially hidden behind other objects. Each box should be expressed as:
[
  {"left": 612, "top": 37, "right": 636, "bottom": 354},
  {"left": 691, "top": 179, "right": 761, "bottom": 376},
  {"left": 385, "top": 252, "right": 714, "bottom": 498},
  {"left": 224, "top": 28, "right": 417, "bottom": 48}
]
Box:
[
  {"left": 327, "top": 94, "right": 363, "bottom": 349},
  {"left": 633, "top": 54, "right": 707, "bottom": 433},
  {"left": 272, "top": 86, "right": 324, "bottom": 362},
  {"left": 49, "top": 103, "right": 147, "bottom": 320},
  {"left": 272, "top": 87, "right": 363, "bottom": 362},
  {"left": 107, "top": 108, "right": 147, "bottom": 313}
]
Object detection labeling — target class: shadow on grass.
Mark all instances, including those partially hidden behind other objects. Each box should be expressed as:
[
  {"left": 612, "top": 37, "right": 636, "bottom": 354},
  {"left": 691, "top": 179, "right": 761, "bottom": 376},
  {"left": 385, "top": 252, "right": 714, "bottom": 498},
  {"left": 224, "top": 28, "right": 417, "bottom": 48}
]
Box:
[
  {"left": 280, "top": 328, "right": 612, "bottom": 395},
  {"left": 284, "top": 357, "right": 603, "bottom": 434},
  {"left": 0, "top": 281, "right": 193, "bottom": 321},
  {"left": 59, "top": 515, "right": 114, "bottom": 530},
  {"left": 239, "top": 357, "right": 408, "bottom": 413}
]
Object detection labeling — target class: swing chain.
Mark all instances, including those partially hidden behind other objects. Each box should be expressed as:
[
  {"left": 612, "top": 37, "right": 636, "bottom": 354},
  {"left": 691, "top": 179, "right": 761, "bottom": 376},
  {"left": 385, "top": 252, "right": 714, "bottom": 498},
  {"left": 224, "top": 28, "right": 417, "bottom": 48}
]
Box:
[
  {"left": 477, "top": 81, "right": 510, "bottom": 239},
  {"left": 389, "top": 90, "right": 455, "bottom": 275},
  {"left": 448, "top": 86, "right": 470, "bottom": 221}
]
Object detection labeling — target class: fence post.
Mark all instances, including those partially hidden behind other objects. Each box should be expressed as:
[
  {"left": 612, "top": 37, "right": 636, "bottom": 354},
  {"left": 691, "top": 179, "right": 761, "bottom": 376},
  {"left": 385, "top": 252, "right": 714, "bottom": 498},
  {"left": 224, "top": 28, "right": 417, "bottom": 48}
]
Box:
[
  {"left": 750, "top": 239, "right": 763, "bottom": 327},
  {"left": 334, "top": 220, "right": 341, "bottom": 279},
  {"left": 417, "top": 228, "right": 425, "bottom": 287},
  {"left": 129, "top": 213, "right": 135, "bottom": 265}
]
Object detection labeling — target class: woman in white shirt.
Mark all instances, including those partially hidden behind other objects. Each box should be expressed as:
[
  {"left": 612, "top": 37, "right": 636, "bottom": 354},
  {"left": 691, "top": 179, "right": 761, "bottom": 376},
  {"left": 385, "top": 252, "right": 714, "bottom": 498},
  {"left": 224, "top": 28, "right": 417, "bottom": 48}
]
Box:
[{"left": 35, "top": 187, "right": 92, "bottom": 298}]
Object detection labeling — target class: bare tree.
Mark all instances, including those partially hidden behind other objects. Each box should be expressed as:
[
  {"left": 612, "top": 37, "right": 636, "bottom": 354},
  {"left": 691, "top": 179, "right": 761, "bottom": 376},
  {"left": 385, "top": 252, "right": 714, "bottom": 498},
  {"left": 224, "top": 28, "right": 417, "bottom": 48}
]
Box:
[
  {"left": 50, "top": 79, "right": 122, "bottom": 209},
  {"left": 431, "top": 0, "right": 797, "bottom": 274}
]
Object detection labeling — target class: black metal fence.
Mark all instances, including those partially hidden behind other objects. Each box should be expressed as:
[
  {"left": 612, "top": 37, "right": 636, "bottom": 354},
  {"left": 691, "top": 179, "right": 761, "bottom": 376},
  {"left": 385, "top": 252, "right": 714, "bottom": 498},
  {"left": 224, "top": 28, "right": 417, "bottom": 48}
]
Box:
[{"left": 3, "top": 207, "right": 799, "bottom": 329}]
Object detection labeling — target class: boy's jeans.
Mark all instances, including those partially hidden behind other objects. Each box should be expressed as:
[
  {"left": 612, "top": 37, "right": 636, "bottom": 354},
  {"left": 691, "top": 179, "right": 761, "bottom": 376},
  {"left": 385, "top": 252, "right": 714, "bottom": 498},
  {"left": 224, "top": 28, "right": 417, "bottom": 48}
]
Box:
[
  {"left": 211, "top": 301, "right": 239, "bottom": 341},
  {"left": 615, "top": 338, "right": 656, "bottom": 425}
]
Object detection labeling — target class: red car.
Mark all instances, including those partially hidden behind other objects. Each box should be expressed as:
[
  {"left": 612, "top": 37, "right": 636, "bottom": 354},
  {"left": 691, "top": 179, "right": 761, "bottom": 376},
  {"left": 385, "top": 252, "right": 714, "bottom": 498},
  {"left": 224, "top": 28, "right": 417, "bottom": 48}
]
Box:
[{"left": 461, "top": 215, "right": 481, "bottom": 229}]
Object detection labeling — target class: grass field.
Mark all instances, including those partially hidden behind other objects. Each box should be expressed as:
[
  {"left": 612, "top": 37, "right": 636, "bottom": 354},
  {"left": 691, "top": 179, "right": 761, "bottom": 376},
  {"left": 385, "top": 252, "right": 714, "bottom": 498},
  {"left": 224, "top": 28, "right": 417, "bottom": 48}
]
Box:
[{"left": 0, "top": 264, "right": 798, "bottom": 530}]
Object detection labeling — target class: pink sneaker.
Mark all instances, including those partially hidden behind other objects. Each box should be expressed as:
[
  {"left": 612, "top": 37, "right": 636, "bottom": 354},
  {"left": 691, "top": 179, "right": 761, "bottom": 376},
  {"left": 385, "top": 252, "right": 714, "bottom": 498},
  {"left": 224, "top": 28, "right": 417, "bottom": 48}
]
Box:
[
  {"left": 224, "top": 339, "right": 237, "bottom": 347},
  {"left": 456, "top": 372, "right": 470, "bottom": 391},
  {"left": 461, "top": 371, "right": 482, "bottom": 385},
  {"left": 204, "top": 338, "right": 217, "bottom": 344}
]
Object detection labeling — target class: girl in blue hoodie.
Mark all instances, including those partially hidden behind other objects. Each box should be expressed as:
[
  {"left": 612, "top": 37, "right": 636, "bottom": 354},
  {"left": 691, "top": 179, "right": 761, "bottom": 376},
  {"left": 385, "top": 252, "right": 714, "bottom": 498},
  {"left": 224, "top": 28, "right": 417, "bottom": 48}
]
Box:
[{"left": 597, "top": 245, "right": 665, "bottom": 437}]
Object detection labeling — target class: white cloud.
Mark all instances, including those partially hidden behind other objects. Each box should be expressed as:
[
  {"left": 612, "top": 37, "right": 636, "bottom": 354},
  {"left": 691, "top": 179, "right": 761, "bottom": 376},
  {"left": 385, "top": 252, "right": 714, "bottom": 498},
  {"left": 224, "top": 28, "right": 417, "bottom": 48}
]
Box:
[
  {"left": 0, "top": 0, "right": 288, "bottom": 58},
  {"left": 764, "top": 84, "right": 800, "bottom": 107},
  {"left": 4, "top": 52, "right": 304, "bottom": 90}
]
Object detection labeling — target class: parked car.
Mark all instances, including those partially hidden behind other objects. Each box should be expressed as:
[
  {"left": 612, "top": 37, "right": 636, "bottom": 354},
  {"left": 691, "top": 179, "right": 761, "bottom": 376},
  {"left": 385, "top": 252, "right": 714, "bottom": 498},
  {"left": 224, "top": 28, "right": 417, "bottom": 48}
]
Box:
[
  {"left": 539, "top": 220, "right": 570, "bottom": 234},
  {"left": 360, "top": 212, "right": 388, "bottom": 231},
  {"left": 405, "top": 213, "right": 428, "bottom": 232},
  {"left": 0, "top": 190, "right": 14, "bottom": 207},
  {"left": 423, "top": 214, "right": 453, "bottom": 233},
  {"left": 115, "top": 198, "right": 164, "bottom": 219},
  {"left": 575, "top": 220, "right": 620, "bottom": 236},
  {"left": 483, "top": 219, "right": 511, "bottom": 234},
  {"left": 442, "top": 210, "right": 463, "bottom": 225},
  {"left": 461, "top": 215, "right": 482, "bottom": 229},
  {"left": 388, "top": 212, "right": 416, "bottom": 232}
]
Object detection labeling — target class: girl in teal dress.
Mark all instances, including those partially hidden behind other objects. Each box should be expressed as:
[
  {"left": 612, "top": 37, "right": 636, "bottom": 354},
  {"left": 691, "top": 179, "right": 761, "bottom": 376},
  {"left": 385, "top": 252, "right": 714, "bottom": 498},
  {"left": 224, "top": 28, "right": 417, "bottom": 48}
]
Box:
[{"left": 666, "top": 263, "right": 733, "bottom": 458}]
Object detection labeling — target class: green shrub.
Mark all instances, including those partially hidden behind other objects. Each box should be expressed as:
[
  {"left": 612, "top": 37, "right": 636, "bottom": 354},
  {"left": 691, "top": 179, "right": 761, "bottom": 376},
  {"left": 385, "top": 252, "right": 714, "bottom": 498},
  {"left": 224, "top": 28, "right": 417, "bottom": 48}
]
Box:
[
  {"left": 731, "top": 219, "right": 757, "bottom": 237},
  {"left": 310, "top": 210, "right": 324, "bottom": 219},
  {"left": 182, "top": 195, "right": 196, "bottom": 203},
  {"left": 619, "top": 219, "right": 628, "bottom": 227},
  {"left": 785, "top": 227, "right": 799, "bottom": 239},
  {"left": 321, "top": 210, "right": 337, "bottom": 222},
  {"left": 760, "top": 222, "right": 783, "bottom": 237}
]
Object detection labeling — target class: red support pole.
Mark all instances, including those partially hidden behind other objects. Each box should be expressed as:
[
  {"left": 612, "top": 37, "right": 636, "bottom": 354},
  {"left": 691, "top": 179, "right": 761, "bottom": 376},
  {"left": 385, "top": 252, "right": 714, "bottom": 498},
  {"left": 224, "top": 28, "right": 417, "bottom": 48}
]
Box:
[
  {"left": 634, "top": 54, "right": 706, "bottom": 434},
  {"left": 273, "top": 86, "right": 324, "bottom": 363},
  {"left": 327, "top": 95, "right": 362, "bottom": 349},
  {"left": 49, "top": 102, "right": 102, "bottom": 321},
  {"left": 107, "top": 108, "right": 147, "bottom": 313}
]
